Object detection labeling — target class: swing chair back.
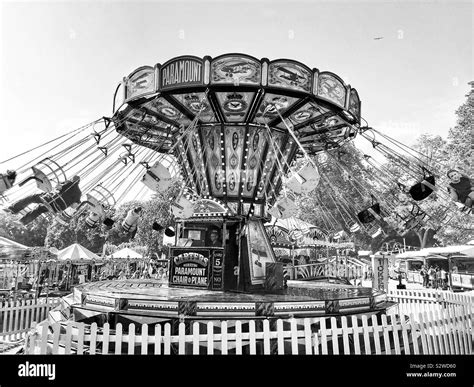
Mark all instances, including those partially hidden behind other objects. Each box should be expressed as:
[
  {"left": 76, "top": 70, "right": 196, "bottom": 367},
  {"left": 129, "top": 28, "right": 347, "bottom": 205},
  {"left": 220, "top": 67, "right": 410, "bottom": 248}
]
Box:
[
  {"left": 19, "top": 158, "right": 67, "bottom": 193},
  {"left": 267, "top": 197, "right": 298, "bottom": 219},
  {"left": 141, "top": 161, "right": 173, "bottom": 193},
  {"left": 285, "top": 163, "right": 320, "bottom": 194},
  {"left": 171, "top": 196, "right": 194, "bottom": 219},
  {"left": 408, "top": 175, "right": 436, "bottom": 201}
]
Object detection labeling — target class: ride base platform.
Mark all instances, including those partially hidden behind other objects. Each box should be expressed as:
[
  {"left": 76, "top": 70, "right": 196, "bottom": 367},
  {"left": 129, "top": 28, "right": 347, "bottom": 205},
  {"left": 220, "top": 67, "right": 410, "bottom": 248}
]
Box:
[{"left": 68, "top": 279, "right": 394, "bottom": 326}]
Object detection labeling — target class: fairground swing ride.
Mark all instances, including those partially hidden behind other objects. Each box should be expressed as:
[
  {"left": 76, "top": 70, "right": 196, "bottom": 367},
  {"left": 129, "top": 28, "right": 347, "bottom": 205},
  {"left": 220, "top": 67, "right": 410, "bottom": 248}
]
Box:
[{"left": 0, "top": 54, "right": 472, "bottom": 334}]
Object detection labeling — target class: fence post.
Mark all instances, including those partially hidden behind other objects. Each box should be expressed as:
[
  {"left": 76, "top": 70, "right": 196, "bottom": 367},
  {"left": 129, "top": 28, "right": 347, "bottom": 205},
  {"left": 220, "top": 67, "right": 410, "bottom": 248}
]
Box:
[
  {"left": 141, "top": 324, "right": 148, "bottom": 355},
  {"left": 290, "top": 318, "right": 298, "bottom": 355},
  {"left": 320, "top": 318, "right": 328, "bottom": 355},
  {"left": 351, "top": 315, "right": 361, "bottom": 355},
  {"left": 235, "top": 320, "right": 243, "bottom": 355},
  {"left": 303, "top": 318, "right": 313, "bottom": 355},
  {"left": 206, "top": 321, "right": 214, "bottom": 355},
  {"left": 163, "top": 323, "right": 171, "bottom": 355},
  {"left": 330, "top": 317, "right": 339, "bottom": 355},
  {"left": 90, "top": 322, "right": 98, "bottom": 355},
  {"left": 276, "top": 319, "right": 285, "bottom": 354},
  {"left": 221, "top": 321, "right": 228, "bottom": 355},
  {"left": 262, "top": 319, "right": 271, "bottom": 355}
]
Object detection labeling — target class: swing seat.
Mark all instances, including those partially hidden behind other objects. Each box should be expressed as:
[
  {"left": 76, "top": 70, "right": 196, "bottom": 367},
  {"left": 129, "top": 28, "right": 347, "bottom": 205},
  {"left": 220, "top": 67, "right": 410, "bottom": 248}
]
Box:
[
  {"left": 85, "top": 194, "right": 106, "bottom": 217},
  {"left": 19, "top": 167, "right": 53, "bottom": 193},
  {"left": 285, "top": 164, "right": 320, "bottom": 194},
  {"left": 85, "top": 212, "right": 102, "bottom": 228},
  {"left": 141, "top": 162, "right": 172, "bottom": 193},
  {"left": 19, "top": 159, "right": 67, "bottom": 193},
  {"left": 267, "top": 197, "right": 297, "bottom": 219},
  {"left": 86, "top": 185, "right": 116, "bottom": 209},
  {"left": 55, "top": 206, "right": 77, "bottom": 225},
  {"left": 165, "top": 227, "right": 175, "bottom": 237},
  {"left": 122, "top": 208, "right": 141, "bottom": 234},
  {"left": 365, "top": 224, "right": 383, "bottom": 238},
  {"left": 357, "top": 203, "right": 381, "bottom": 223},
  {"left": 152, "top": 222, "right": 164, "bottom": 231},
  {"left": 171, "top": 197, "right": 194, "bottom": 219},
  {"left": 349, "top": 223, "right": 361, "bottom": 233},
  {"left": 103, "top": 218, "right": 115, "bottom": 228},
  {"left": 408, "top": 176, "right": 436, "bottom": 201}
]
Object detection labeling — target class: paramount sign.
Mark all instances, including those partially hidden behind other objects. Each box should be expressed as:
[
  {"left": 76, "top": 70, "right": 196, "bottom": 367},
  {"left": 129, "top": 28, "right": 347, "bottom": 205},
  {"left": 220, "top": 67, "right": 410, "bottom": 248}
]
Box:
[{"left": 160, "top": 58, "right": 203, "bottom": 90}]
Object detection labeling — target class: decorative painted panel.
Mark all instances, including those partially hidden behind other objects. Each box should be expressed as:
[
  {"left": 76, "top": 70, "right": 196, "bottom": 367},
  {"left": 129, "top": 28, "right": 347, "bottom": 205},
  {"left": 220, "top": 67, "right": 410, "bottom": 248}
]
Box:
[
  {"left": 126, "top": 67, "right": 156, "bottom": 101},
  {"left": 317, "top": 72, "right": 346, "bottom": 107},
  {"left": 254, "top": 93, "right": 299, "bottom": 124},
  {"left": 224, "top": 126, "right": 245, "bottom": 197},
  {"left": 348, "top": 89, "right": 361, "bottom": 121},
  {"left": 256, "top": 130, "right": 285, "bottom": 201},
  {"left": 184, "top": 128, "right": 209, "bottom": 196},
  {"left": 211, "top": 55, "right": 261, "bottom": 86},
  {"left": 144, "top": 98, "right": 192, "bottom": 128},
  {"left": 242, "top": 127, "right": 265, "bottom": 199},
  {"left": 172, "top": 92, "right": 216, "bottom": 123},
  {"left": 215, "top": 92, "right": 255, "bottom": 122},
  {"left": 202, "top": 126, "right": 224, "bottom": 196},
  {"left": 268, "top": 61, "right": 312, "bottom": 93}
]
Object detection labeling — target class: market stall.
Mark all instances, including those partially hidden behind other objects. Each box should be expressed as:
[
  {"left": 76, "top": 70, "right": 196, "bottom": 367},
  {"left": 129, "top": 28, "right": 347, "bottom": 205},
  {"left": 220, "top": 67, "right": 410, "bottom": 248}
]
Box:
[
  {"left": 55, "top": 243, "right": 103, "bottom": 291},
  {"left": 105, "top": 247, "right": 148, "bottom": 279}
]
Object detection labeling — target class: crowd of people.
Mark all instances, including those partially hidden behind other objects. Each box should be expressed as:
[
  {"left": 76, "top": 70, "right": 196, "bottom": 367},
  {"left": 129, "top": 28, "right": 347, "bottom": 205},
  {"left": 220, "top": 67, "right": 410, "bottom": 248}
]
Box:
[
  {"left": 419, "top": 264, "right": 449, "bottom": 289},
  {"left": 97, "top": 264, "right": 169, "bottom": 281}
]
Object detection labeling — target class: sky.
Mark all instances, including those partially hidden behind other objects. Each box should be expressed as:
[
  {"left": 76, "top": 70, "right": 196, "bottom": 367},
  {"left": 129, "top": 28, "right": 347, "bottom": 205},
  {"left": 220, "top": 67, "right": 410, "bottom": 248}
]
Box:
[{"left": 0, "top": 0, "right": 472, "bottom": 162}]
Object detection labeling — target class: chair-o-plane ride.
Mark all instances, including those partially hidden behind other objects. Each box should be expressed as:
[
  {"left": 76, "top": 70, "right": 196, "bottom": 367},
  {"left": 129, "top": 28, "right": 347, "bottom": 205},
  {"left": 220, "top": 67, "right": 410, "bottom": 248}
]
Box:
[
  {"left": 71, "top": 54, "right": 395, "bottom": 327},
  {"left": 1, "top": 54, "right": 470, "bottom": 331}
]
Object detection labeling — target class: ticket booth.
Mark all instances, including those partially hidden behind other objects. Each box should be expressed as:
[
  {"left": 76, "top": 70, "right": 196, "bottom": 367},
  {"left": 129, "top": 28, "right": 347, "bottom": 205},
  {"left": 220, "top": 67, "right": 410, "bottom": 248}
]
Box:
[{"left": 168, "top": 198, "right": 282, "bottom": 293}]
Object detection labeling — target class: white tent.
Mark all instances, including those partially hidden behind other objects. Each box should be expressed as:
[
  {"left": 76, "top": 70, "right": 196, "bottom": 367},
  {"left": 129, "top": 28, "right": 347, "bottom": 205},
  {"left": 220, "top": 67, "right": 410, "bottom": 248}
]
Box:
[
  {"left": 108, "top": 247, "right": 143, "bottom": 260},
  {"left": 396, "top": 250, "right": 430, "bottom": 259},
  {"left": 57, "top": 243, "right": 101, "bottom": 262},
  {"left": 0, "top": 236, "right": 30, "bottom": 250},
  {"left": 0, "top": 236, "right": 33, "bottom": 260}
]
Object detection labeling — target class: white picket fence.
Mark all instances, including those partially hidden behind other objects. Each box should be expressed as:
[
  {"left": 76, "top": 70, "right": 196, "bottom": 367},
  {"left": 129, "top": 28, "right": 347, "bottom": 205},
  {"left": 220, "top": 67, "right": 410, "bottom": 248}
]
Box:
[
  {"left": 23, "top": 290, "right": 473, "bottom": 355},
  {"left": 0, "top": 298, "right": 60, "bottom": 341},
  {"left": 387, "top": 289, "right": 473, "bottom": 320}
]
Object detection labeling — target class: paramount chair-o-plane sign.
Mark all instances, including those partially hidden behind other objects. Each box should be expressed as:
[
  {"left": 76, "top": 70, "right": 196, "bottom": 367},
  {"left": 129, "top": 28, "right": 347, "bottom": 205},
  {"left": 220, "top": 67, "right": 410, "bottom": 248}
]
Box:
[{"left": 160, "top": 57, "right": 204, "bottom": 90}]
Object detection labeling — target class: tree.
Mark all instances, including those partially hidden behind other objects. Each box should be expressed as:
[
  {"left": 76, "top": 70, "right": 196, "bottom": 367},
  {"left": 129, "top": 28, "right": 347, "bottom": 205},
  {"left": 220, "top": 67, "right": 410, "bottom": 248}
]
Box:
[
  {"left": 103, "top": 178, "right": 182, "bottom": 256},
  {"left": 433, "top": 84, "right": 474, "bottom": 245},
  {"left": 0, "top": 211, "right": 49, "bottom": 247},
  {"left": 45, "top": 212, "right": 106, "bottom": 252}
]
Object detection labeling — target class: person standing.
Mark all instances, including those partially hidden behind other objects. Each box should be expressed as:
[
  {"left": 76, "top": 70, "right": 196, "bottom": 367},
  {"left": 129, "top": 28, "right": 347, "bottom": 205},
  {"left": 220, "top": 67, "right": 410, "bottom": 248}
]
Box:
[
  {"left": 420, "top": 266, "right": 427, "bottom": 287},
  {"left": 428, "top": 266, "right": 436, "bottom": 288},
  {"left": 440, "top": 268, "right": 447, "bottom": 290}
]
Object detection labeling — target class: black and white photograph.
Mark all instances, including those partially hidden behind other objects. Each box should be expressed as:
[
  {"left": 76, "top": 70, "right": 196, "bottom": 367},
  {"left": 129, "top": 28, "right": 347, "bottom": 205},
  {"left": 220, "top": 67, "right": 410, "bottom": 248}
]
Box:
[{"left": 0, "top": 0, "right": 472, "bottom": 385}]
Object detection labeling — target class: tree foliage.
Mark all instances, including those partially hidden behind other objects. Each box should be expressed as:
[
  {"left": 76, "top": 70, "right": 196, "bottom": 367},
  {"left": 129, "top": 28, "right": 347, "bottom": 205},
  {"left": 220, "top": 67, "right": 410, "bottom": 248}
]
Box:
[{"left": 0, "top": 211, "right": 49, "bottom": 247}]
